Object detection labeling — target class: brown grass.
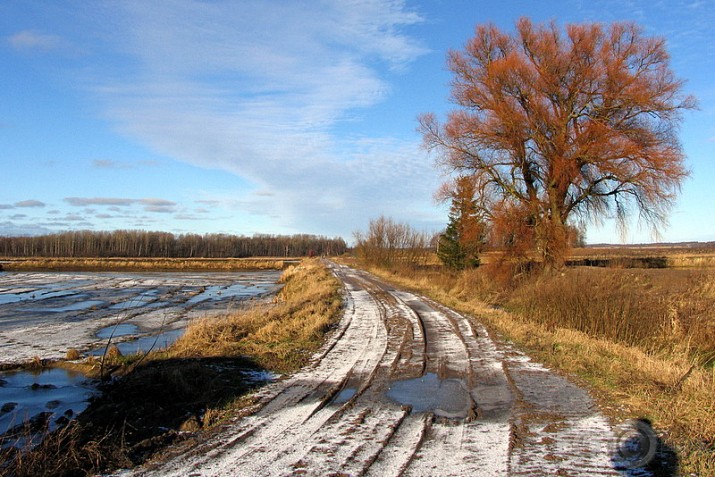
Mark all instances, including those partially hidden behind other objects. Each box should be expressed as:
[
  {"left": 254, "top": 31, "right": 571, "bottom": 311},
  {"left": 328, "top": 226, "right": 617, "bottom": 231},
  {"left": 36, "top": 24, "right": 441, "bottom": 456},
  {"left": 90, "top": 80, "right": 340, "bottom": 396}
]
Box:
[
  {"left": 345, "top": 256, "right": 715, "bottom": 475},
  {"left": 505, "top": 268, "right": 715, "bottom": 355},
  {"left": 170, "top": 258, "right": 343, "bottom": 371},
  {"left": 0, "top": 257, "right": 288, "bottom": 271}
]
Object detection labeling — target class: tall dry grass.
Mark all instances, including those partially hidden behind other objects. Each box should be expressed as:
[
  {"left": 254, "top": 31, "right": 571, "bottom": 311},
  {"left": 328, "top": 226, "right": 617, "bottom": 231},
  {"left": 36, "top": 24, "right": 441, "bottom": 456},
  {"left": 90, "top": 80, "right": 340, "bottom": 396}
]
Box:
[
  {"left": 170, "top": 258, "right": 343, "bottom": 371},
  {"left": 505, "top": 268, "right": 715, "bottom": 356}
]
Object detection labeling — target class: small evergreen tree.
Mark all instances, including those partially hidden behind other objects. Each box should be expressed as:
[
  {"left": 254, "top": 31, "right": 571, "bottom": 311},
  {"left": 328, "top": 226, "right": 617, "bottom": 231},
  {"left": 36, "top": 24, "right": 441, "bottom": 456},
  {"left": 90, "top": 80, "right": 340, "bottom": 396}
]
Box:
[
  {"left": 437, "top": 218, "right": 466, "bottom": 269},
  {"left": 437, "top": 176, "right": 485, "bottom": 269}
]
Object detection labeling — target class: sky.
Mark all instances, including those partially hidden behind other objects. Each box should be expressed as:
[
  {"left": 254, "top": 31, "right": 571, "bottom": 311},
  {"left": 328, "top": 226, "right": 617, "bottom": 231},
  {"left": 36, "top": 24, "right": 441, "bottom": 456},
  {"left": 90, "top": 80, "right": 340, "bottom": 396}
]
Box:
[{"left": 1, "top": 0, "right": 714, "bottom": 244}]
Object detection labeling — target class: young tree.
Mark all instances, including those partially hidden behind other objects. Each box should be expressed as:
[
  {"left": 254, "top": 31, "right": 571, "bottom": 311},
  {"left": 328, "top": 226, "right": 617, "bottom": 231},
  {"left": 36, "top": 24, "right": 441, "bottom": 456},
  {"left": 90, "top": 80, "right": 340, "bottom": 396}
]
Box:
[
  {"left": 420, "top": 18, "right": 695, "bottom": 271},
  {"left": 354, "top": 216, "right": 430, "bottom": 268},
  {"left": 437, "top": 176, "right": 485, "bottom": 269}
]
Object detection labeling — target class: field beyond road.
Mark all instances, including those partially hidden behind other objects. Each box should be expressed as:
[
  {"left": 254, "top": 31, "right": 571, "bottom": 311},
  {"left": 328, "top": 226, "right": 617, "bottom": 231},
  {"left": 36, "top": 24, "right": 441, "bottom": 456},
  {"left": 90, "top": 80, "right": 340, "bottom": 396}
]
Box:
[{"left": 0, "top": 257, "right": 289, "bottom": 271}]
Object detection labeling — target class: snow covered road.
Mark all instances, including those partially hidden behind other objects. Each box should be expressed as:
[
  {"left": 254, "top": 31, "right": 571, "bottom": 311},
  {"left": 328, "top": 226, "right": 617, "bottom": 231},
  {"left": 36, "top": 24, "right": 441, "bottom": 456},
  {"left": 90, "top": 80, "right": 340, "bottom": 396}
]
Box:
[{"left": 128, "top": 262, "right": 645, "bottom": 477}]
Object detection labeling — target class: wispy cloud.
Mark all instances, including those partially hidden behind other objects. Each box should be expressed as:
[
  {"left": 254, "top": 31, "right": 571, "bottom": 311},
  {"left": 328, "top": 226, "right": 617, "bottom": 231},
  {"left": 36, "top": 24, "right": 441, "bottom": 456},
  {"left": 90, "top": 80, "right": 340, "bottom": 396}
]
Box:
[
  {"left": 92, "top": 159, "right": 160, "bottom": 169},
  {"left": 65, "top": 197, "right": 135, "bottom": 207},
  {"left": 81, "top": 0, "right": 437, "bottom": 235},
  {"left": 7, "top": 30, "right": 67, "bottom": 52},
  {"left": 15, "top": 200, "right": 46, "bottom": 208},
  {"left": 0, "top": 221, "right": 53, "bottom": 236},
  {"left": 64, "top": 196, "right": 178, "bottom": 214},
  {"left": 139, "top": 198, "right": 176, "bottom": 207}
]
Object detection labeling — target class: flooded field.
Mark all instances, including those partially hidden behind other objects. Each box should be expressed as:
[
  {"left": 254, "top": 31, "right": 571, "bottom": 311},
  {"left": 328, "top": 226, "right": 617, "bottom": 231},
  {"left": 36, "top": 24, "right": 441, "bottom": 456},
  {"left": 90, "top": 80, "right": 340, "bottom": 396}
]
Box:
[
  {"left": 0, "top": 270, "right": 282, "bottom": 365},
  {"left": 0, "top": 270, "right": 282, "bottom": 439}
]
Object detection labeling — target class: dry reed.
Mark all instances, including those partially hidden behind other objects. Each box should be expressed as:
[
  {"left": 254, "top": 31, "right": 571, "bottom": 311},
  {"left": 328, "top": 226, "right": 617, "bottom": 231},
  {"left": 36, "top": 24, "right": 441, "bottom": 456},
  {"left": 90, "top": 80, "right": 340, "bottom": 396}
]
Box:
[{"left": 171, "top": 257, "right": 342, "bottom": 371}]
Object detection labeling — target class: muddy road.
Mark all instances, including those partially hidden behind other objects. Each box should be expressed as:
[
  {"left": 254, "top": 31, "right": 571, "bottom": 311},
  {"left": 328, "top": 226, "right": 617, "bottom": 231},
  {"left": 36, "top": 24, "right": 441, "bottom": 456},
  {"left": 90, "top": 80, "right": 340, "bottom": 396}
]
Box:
[{"left": 129, "top": 262, "right": 644, "bottom": 476}]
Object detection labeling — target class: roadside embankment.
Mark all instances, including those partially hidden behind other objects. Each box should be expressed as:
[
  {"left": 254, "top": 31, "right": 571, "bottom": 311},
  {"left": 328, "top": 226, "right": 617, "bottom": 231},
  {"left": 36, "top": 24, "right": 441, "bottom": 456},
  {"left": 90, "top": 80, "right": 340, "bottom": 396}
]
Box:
[{"left": 0, "top": 258, "right": 343, "bottom": 477}]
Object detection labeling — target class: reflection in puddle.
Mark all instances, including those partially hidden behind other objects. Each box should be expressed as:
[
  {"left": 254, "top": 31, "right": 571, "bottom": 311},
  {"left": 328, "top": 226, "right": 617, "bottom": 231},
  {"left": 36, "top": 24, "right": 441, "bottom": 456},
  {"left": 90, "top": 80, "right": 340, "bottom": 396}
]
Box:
[
  {"left": 96, "top": 323, "right": 140, "bottom": 339},
  {"left": 333, "top": 387, "right": 357, "bottom": 404},
  {"left": 31, "top": 300, "right": 105, "bottom": 313},
  {"left": 0, "top": 368, "right": 97, "bottom": 439},
  {"left": 88, "top": 328, "right": 185, "bottom": 356},
  {"left": 386, "top": 373, "right": 472, "bottom": 419}
]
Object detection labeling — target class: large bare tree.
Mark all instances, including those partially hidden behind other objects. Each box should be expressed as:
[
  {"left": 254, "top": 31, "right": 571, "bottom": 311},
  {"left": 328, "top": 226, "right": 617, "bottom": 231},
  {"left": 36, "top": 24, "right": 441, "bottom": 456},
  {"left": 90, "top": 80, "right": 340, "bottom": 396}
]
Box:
[{"left": 420, "top": 18, "right": 696, "bottom": 270}]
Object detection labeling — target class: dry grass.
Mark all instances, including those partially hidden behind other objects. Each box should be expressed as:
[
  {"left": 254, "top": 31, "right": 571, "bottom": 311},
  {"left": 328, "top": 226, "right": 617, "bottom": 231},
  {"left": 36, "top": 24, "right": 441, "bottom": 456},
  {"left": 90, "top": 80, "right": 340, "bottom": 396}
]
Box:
[
  {"left": 0, "top": 257, "right": 287, "bottom": 271},
  {"left": 170, "top": 258, "right": 343, "bottom": 371},
  {"left": 347, "top": 257, "right": 715, "bottom": 476},
  {"left": 0, "top": 422, "right": 109, "bottom": 477},
  {"left": 506, "top": 268, "right": 715, "bottom": 355}
]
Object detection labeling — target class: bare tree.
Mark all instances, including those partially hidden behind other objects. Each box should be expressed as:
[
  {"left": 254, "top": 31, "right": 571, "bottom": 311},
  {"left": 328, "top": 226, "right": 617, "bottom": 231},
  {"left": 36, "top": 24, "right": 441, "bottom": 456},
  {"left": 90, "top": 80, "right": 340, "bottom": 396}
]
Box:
[{"left": 354, "top": 216, "right": 430, "bottom": 268}]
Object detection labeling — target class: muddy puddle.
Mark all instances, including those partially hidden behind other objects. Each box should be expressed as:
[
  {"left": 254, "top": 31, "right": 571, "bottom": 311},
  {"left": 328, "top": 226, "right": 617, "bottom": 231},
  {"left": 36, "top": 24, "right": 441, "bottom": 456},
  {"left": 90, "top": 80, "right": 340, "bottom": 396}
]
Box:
[
  {"left": 88, "top": 328, "right": 185, "bottom": 356},
  {"left": 385, "top": 372, "right": 472, "bottom": 419},
  {"left": 0, "top": 368, "right": 97, "bottom": 441}
]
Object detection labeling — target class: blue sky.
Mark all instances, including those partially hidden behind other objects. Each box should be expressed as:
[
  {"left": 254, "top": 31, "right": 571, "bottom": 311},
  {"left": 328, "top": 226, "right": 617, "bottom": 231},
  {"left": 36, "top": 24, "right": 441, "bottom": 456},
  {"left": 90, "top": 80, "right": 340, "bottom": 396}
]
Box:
[{"left": 1, "top": 0, "right": 713, "bottom": 244}]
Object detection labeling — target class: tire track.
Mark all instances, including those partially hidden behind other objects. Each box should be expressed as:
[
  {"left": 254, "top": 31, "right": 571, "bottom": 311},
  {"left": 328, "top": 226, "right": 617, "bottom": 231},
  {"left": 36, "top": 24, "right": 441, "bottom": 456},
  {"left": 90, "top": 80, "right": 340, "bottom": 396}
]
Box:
[{"left": 128, "top": 262, "right": 646, "bottom": 477}]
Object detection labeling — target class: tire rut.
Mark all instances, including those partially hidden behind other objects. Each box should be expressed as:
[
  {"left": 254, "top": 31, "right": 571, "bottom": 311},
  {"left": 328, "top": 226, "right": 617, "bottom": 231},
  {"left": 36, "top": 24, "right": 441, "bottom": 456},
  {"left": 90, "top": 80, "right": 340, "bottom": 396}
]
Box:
[{"left": 127, "top": 262, "right": 648, "bottom": 477}]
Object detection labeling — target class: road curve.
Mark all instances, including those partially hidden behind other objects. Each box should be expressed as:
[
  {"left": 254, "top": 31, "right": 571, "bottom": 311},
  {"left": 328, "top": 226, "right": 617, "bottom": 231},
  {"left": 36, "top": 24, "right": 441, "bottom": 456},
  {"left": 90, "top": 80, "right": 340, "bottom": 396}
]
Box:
[{"left": 128, "top": 262, "right": 643, "bottom": 477}]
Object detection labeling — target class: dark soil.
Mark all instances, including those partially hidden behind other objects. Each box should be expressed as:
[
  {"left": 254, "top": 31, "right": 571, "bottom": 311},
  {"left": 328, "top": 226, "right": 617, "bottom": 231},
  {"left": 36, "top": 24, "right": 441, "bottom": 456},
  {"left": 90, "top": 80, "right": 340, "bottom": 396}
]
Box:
[{"left": 1, "top": 356, "right": 267, "bottom": 477}]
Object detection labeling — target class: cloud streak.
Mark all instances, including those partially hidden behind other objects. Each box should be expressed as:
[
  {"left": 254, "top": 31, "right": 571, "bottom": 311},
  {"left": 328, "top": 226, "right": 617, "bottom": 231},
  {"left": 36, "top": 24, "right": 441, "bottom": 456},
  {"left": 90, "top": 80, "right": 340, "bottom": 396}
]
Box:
[
  {"left": 82, "top": 0, "right": 438, "bottom": 236},
  {"left": 15, "top": 200, "right": 46, "bottom": 208},
  {"left": 7, "top": 30, "right": 66, "bottom": 51},
  {"left": 64, "top": 197, "right": 177, "bottom": 214}
]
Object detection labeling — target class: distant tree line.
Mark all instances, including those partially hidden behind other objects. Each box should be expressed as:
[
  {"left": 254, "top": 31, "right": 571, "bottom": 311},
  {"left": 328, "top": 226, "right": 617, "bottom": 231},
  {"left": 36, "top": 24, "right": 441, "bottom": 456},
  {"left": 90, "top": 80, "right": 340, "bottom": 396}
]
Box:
[{"left": 0, "top": 230, "right": 347, "bottom": 258}]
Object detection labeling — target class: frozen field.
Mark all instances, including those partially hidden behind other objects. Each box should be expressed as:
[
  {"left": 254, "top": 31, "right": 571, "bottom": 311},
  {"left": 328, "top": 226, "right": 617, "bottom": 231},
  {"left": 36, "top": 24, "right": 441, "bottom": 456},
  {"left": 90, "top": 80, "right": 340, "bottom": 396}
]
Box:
[{"left": 0, "top": 270, "right": 282, "bottom": 365}]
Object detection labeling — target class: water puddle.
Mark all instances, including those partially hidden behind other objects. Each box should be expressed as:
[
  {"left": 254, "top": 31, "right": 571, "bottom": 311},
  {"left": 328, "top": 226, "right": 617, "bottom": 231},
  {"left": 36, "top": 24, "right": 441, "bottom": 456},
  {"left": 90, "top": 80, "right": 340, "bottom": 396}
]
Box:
[
  {"left": 239, "top": 369, "right": 279, "bottom": 384},
  {"left": 385, "top": 373, "right": 472, "bottom": 419},
  {"left": 88, "top": 328, "right": 185, "bottom": 356},
  {"left": 333, "top": 387, "right": 357, "bottom": 404},
  {"left": 186, "top": 283, "right": 264, "bottom": 306},
  {"left": 109, "top": 289, "right": 160, "bottom": 310},
  {"left": 31, "top": 300, "right": 106, "bottom": 313},
  {"left": 0, "top": 289, "right": 80, "bottom": 305},
  {"left": 0, "top": 368, "right": 97, "bottom": 440},
  {"left": 96, "top": 323, "right": 140, "bottom": 339}
]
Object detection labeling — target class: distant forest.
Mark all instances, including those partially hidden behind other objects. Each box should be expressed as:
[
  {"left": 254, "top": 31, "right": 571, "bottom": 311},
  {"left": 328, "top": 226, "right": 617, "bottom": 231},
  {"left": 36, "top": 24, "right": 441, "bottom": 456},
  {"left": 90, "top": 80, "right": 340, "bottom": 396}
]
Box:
[{"left": 0, "top": 230, "right": 347, "bottom": 258}]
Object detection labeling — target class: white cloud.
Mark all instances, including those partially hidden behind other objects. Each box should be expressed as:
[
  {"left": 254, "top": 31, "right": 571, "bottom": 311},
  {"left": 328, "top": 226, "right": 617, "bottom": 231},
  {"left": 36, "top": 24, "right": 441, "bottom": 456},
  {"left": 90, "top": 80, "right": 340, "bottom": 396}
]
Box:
[
  {"left": 7, "top": 30, "right": 65, "bottom": 51},
  {"left": 0, "top": 221, "right": 53, "bottom": 236},
  {"left": 81, "top": 0, "right": 437, "bottom": 236},
  {"left": 64, "top": 197, "right": 177, "bottom": 214}
]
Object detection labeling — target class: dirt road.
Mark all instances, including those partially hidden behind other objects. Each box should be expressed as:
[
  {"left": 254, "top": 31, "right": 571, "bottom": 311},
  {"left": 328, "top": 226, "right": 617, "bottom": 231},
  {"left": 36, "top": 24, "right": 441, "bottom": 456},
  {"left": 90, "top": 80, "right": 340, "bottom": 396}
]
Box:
[{"left": 128, "top": 262, "right": 647, "bottom": 476}]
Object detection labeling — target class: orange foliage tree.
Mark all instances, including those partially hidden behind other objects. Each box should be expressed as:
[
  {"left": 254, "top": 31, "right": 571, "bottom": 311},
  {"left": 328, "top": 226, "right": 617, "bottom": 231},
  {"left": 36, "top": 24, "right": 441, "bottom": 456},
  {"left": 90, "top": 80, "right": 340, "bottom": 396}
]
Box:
[{"left": 420, "top": 18, "right": 695, "bottom": 271}]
